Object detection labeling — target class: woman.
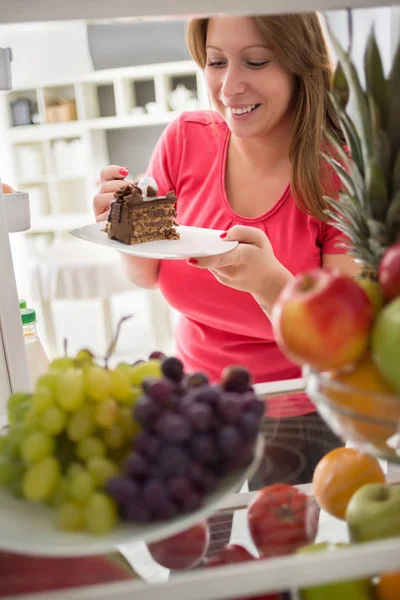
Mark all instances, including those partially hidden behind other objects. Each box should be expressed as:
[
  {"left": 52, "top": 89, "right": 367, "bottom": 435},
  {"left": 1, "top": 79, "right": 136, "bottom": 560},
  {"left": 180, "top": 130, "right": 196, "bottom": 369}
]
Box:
[{"left": 94, "top": 14, "right": 355, "bottom": 494}]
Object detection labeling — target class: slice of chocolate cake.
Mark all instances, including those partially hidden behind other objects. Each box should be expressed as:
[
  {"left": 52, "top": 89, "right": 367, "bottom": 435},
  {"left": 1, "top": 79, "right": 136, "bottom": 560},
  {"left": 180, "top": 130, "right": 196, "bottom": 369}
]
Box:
[{"left": 105, "top": 179, "right": 180, "bottom": 245}]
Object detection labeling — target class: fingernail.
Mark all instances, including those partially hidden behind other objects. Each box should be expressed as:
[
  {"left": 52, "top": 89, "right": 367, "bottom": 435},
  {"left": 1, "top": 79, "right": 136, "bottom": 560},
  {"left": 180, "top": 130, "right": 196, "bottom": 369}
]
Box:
[
  {"left": 119, "top": 168, "right": 129, "bottom": 176},
  {"left": 220, "top": 231, "right": 227, "bottom": 239},
  {"left": 187, "top": 258, "right": 198, "bottom": 265}
]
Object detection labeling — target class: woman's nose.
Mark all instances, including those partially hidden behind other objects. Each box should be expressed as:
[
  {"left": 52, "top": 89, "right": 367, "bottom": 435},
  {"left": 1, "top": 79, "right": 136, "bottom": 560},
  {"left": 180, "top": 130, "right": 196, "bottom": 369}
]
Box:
[{"left": 220, "top": 66, "right": 247, "bottom": 99}]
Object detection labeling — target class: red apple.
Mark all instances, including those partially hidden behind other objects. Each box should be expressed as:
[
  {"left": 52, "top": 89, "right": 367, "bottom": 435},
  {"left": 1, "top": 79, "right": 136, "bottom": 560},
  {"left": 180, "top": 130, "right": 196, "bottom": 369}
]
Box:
[
  {"left": 271, "top": 269, "right": 374, "bottom": 370},
  {"left": 378, "top": 242, "right": 400, "bottom": 301},
  {"left": 147, "top": 520, "right": 209, "bottom": 570},
  {"left": 206, "top": 544, "right": 281, "bottom": 600},
  {"left": 248, "top": 484, "right": 319, "bottom": 558}
]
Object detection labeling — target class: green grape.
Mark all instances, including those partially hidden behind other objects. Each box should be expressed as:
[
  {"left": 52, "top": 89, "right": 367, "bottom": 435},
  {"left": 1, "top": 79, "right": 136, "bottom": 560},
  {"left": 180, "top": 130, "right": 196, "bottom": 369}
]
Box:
[
  {"left": 87, "top": 456, "right": 119, "bottom": 487},
  {"left": 49, "top": 477, "right": 69, "bottom": 507},
  {"left": 93, "top": 397, "right": 118, "bottom": 429},
  {"left": 84, "top": 492, "right": 118, "bottom": 534},
  {"left": 109, "top": 369, "right": 132, "bottom": 402},
  {"left": 119, "top": 406, "right": 142, "bottom": 439},
  {"left": 67, "top": 405, "right": 94, "bottom": 442},
  {"left": 76, "top": 437, "right": 106, "bottom": 461},
  {"left": 66, "top": 461, "right": 85, "bottom": 481},
  {"left": 35, "top": 372, "right": 58, "bottom": 397},
  {"left": 115, "top": 362, "right": 133, "bottom": 377},
  {"left": 69, "top": 469, "right": 95, "bottom": 503},
  {"left": 56, "top": 369, "right": 85, "bottom": 412},
  {"left": 41, "top": 406, "right": 66, "bottom": 435},
  {"left": 2, "top": 425, "right": 26, "bottom": 459},
  {"left": 24, "top": 407, "right": 42, "bottom": 430},
  {"left": 50, "top": 356, "right": 76, "bottom": 371},
  {"left": 0, "top": 435, "right": 8, "bottom": 453},
  {"left": 32, "top": 388, "right": 54, "bottom": 413},
  {"left": 23, "top": 456, "right": 60, "bottom": 501},
  {"left": 83, "top": 365, "right": 112, "bottom": 402},
  {"left": 57, "top": 501, "right": 85, "bottom": 531},
  {"left": 7, "top": 460, "right": 25, "bottom": 498},
  {"left": 130, "top": 359, "right": 162, "bottom": 386},
  {"left": 75, "top": 349, "right": 94, "bottom": 369},
  {"left": 21, "top": 431, "right": 54, "bottom": 464},
  {"left": 0, "top": 456, "right": 14, "bottom": 485},
  {"left": 7, "top": 392, "right": 30, "bottom": 421},
  {"left": 103, "top": 424, "right": 126, "bottom": 449}
]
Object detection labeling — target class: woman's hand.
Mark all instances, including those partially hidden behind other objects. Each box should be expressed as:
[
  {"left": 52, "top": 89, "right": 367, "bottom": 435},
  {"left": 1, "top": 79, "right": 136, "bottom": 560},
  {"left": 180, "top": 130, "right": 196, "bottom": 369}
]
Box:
[
  {"left": 187, "top": 225, "right": 293, "bottom": 317},
  {"left": 93, "top": 165, "right": 130, "bottom": 221}
]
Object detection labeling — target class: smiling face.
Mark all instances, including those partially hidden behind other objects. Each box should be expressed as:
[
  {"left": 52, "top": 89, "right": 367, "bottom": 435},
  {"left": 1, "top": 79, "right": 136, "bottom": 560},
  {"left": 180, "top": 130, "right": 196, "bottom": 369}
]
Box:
[{"left": 205, "top": 17, "right": 295, "bottom": 139}]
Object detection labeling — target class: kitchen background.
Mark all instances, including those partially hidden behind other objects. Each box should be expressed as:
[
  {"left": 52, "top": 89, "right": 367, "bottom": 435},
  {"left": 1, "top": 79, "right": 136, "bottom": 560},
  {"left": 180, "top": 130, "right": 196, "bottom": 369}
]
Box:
[{"left": 0, "top": 6, "right": 399, "bottom": 366}]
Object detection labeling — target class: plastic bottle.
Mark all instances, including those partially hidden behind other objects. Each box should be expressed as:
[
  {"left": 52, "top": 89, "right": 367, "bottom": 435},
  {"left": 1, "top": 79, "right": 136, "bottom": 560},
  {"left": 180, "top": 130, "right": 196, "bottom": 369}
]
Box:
[{"left": 21, "top": 308, "right": 49, "bottom": 386}]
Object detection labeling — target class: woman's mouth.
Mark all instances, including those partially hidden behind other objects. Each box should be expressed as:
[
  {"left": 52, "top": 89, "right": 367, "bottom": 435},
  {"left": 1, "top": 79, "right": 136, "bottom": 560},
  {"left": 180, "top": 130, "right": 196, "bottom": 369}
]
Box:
[{"left": 228, "top": 104, "right": 261, "bottom": 120}]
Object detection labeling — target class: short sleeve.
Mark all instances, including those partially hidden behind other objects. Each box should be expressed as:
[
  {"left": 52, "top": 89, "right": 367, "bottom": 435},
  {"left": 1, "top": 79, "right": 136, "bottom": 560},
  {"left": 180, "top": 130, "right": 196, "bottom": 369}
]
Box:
[
  {"left": 321, "top": 221, "right": 348, "bottom": 254},
  {"left": 146, "top": 115, "right": 183, "bottom": 196}
]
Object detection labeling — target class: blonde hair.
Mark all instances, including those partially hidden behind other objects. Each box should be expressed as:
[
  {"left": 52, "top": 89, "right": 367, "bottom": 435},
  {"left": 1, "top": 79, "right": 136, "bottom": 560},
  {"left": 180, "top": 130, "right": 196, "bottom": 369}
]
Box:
[{"left": 186, "top": 14, "right": 344, "bottom": 221}]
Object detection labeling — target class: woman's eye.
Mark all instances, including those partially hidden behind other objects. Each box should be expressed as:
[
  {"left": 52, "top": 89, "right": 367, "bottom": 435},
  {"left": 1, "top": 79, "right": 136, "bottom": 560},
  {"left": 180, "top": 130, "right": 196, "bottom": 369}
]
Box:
[
  {"left": 247, "top": 60, "right": 270, "bottom": 68},
  {"left": 206, "top": 61, "right": 226, "bottom": 68}
]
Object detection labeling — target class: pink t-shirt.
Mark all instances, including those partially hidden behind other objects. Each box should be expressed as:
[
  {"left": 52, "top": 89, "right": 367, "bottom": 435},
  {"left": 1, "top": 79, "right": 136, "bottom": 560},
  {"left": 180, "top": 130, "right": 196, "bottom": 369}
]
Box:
[{"left": 147, "top": 111, "right": 345, "bottom": 418}]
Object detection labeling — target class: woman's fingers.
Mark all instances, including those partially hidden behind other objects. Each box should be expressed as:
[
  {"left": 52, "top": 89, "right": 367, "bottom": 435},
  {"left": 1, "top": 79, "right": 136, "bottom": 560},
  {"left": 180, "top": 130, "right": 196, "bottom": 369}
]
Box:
[
  {"left": 93, "top": 191, "right": 115, "bottom": 219},
  {"left": 98, "top": 179, "right": 128, "bottom": 194},
  {"left": 100, "top": 165, "right": 129, "bottom": 183}
]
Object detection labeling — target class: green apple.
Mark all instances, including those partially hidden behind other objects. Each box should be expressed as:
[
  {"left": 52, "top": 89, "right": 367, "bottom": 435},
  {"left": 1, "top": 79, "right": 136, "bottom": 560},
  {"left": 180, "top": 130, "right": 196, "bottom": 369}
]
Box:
[
  {"left": 371, "top": 297, "right": 400, "bottom": 393},
  {"left": 346, "top": 483, "right": 400, "bottom": 543},
  {"left": 297, "top": 542, "right": 372, "bottom": 600}
]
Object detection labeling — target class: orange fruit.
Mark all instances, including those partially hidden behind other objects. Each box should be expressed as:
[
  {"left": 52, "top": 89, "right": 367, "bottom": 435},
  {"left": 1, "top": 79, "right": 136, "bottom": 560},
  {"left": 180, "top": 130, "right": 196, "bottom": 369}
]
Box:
[
  {"left": 324, "top": 354, "right": 400, "bottom": 450},
  {"left": 1, "top": 183, "right": 14, "bottom": 194},
  {"left": 312, "top": 447, "right": 386, "bottom": 520},
  {"left": 376, "top": 570, "right": 400, "bottom": 600}
]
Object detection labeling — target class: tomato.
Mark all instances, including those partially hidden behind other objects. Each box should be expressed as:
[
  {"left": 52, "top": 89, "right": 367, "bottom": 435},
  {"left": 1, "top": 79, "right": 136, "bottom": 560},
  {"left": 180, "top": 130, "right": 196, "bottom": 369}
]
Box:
[{"left": 248, "top": 484, "right": 319, "bottom": 557}]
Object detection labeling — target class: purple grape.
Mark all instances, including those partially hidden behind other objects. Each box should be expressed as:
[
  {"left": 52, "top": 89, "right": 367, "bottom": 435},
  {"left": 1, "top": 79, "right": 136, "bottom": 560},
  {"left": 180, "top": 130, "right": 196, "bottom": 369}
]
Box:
[
  {"left": 122, "top": 502, "right": 151, "bottom": 523},
  {"left": 185, "top": 372, "right": 209, "bottom": 390},
  {"left": 134, "top": 395, "right": 161, "bottom": 427},
  {"left": 155, "top": 413, "right": 191, "bottom": 442},
  {"left": 168, "top": 477, "right": 202, "bottom": 512},
  {"left": 220, "top": 366, "right": 251, "bottom": 393},
  {"left": 142, "top": 479, "right": 170, "bottom": 511},
  {"left": 180, "top": 400, "right": 212, "bottom": 431},
  {"left": 143, "top": 377, "right": 175, "bottom": 402},
  {"left": 135, "top": 432, "right": 161, "bottom": 460},
  {"left": 242, "top": 392, "right": 265, "bottom": 420},
  {"left": 188, "top": 462, "right": 217, "bottom": 493},
  {"left": 153, "top": 499, "right": 180, "bottom": 521},
  {"left": 158, "top": 444, "right": 190, "bottom": 477},
  {"left": 161, "top": 357, "right": 184, "bottom": 383},
  {"left": 190, "top": 433, "right": 218, "bottom": 464},
  {"left": 124, "top": 452, "right": 148, "bottom": 478},
  {"left": 217, "top": 391, "right": 243, "bottom": 423},
  {"left": 218, "top": 425, "right": 242, "bottom": 458},
  {"left": 149, "top": 350, "right": 167, "bottom": 361},
  {"left": 229, "top": 444, "right": 254, "bottom": 469},
  {"left": 238, "top": 412, "right": 260, "bottom": 440},
  {"left": 189, "top": 385, "right": 221, "bottom": 406},
  {"left": 105, "top": 476, "right": 139, "bottom": 505}
]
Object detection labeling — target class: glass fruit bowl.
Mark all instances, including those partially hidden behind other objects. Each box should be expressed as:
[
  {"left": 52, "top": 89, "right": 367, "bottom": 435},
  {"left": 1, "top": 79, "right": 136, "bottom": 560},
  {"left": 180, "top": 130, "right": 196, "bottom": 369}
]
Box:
[{"left": 306, "top": 371, "right": 400, "bottom": 463}]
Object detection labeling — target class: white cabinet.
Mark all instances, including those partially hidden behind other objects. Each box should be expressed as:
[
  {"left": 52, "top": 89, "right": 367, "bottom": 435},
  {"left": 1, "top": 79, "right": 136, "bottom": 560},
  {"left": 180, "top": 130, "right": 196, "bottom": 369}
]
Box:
[{"left": 2, "top": 60, "right": 208, "bottom": 237}]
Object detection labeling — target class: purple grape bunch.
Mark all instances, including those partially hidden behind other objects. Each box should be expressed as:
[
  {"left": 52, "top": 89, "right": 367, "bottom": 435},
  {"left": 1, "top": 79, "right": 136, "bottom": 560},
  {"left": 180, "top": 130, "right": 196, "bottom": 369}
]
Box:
[{"left": 105, "top": 356, "right": 265, "bottom": 524}]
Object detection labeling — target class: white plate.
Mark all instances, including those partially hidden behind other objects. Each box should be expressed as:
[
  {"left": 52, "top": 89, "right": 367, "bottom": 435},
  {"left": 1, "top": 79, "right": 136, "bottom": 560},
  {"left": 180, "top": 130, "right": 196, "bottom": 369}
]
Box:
[
  {"left": 0, "top": 436, "right": 264, "bottom": 557},
  {"left": 69, "top": 222, "right": 238, "bottom": 260}
]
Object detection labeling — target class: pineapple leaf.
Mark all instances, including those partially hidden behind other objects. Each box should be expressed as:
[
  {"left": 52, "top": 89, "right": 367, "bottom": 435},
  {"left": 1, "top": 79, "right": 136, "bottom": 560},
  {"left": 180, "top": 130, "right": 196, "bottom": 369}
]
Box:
[
  {"left": 386, "top": 188, "right": 400, "bottom": 238},
  {"left": 388, "top": 37, "right": 400, "bottom": 158},
  {"left": 393, "top": 151, "right": 400, "bottom": 197},
  {"left": 325, "top": 130, "right": 364, "bottom": 198},
  {"left": 365, "top": 155, "right": 389, "bottom": 221},
  {"left": 321, "top": 153, "right": 360, "bottom": 200},
  {"left": 364, "top": 28, "right": 388, "bottom": 129},
  {"left": 333, "top": 61, "right": 350, "bottom": 110},
  {"left": 325, "top": 15, "right": 373, "bottom": 164},
  {"left": 374, "top": 127, "right": 392, "bottom": 184},
  {"left": 329, "top": 93, "right": 365, "bottom": 176}
]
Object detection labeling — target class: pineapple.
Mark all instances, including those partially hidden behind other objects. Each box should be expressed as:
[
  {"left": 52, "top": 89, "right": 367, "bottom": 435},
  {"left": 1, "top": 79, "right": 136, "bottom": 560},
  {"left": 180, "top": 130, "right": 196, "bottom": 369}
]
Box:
[{"left": 323, "top": 11, "right": 400, "bottom": 279}]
